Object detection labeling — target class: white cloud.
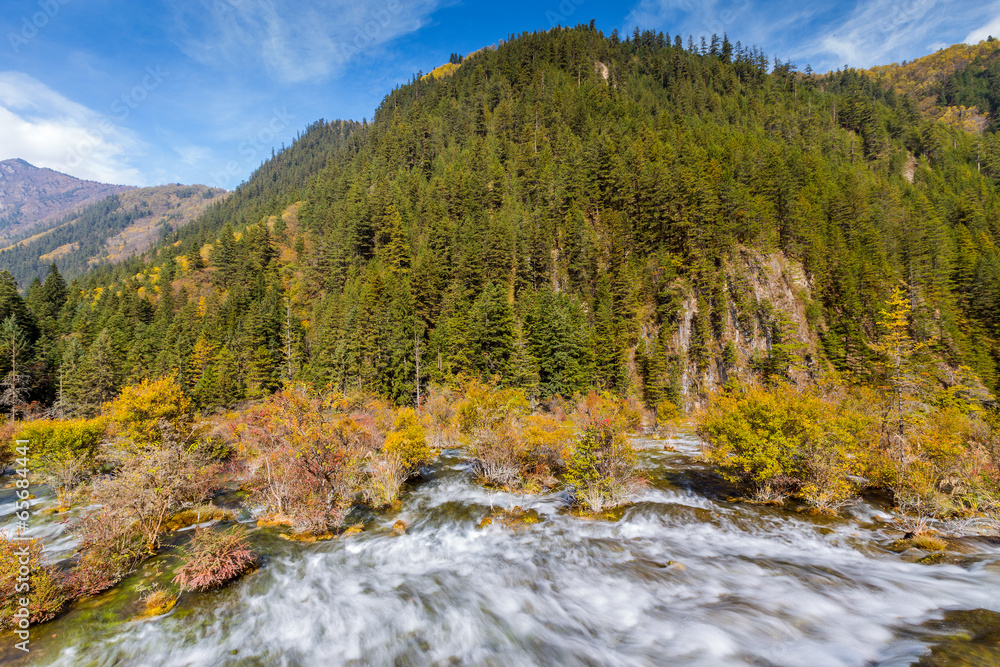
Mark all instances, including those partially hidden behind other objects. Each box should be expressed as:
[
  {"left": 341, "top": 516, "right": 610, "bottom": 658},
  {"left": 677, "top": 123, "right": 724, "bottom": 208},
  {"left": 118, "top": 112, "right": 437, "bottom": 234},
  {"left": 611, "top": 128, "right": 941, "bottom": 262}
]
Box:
[
  {"left": 174, "top": 0, "right": 443, "bottom": 84},
  {"left": 0, "top": 72, "right": 145, "bottom": 185},
  {"left": 965, "top": 13, "right": 1000, "bottom": 43}
]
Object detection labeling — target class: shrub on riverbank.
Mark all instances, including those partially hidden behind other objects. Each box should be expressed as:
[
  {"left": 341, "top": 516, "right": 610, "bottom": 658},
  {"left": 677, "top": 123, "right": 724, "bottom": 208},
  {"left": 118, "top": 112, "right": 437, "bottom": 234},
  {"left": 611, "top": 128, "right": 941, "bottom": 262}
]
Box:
[
  {"left": 698, "top": 382, "right": 871, "bottom": 511},
  {"left": 565, "top": 417, "right": 643, "bottom": 512},
  {"left": 173, "top": 525, "right": 255, "bottom": 592},
  {"left": 0, "top": 537, "right": 66, "bottom": 628},
  {"left": 236, "top": 386, "right": 382, "bottom": 532},
  {"left": 383, "top": 407, "right": 431, "bottom": 475},
  {"left": 698, "top": 380, "right": 1000, "bottom": 521},
  {"left": 105, "top": 374, "right": 193, "bottom": 449},
  {"left": 64, "top": 442, "right": 219, "bottom": 596},
  {"left": 455, "top": 378, "right": 532, "bottom": 488},
  {"left": 14, "top": 417, "right": 107, "bottom": 508}
]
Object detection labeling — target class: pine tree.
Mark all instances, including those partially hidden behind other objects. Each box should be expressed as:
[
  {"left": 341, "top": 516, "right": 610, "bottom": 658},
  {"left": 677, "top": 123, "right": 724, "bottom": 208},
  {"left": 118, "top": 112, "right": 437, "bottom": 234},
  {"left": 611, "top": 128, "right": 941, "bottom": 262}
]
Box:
[
  {"left": 468, "top": 282, "right": 517, "bottom": 382},
  {"left": 0, "top": 316, "right": 31, "bottom": 419},
  {"left": 78, "top": 329, "right": 123, "bottom": 412}
]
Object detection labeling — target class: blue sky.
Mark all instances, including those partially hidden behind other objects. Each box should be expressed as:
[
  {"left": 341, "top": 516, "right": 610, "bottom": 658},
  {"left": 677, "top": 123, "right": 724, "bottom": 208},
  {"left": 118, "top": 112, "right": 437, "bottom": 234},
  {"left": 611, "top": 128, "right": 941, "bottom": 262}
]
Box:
[{"left": 0, "top": 0, "right": 997, "bottom": 189}]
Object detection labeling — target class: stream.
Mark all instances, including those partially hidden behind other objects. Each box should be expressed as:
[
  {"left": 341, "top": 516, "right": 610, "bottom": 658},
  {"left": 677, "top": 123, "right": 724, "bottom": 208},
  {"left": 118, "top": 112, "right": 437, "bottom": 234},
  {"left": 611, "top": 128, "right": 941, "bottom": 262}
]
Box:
[{"left": 4, "top": 434, "right": 1000, "bottom": 666}]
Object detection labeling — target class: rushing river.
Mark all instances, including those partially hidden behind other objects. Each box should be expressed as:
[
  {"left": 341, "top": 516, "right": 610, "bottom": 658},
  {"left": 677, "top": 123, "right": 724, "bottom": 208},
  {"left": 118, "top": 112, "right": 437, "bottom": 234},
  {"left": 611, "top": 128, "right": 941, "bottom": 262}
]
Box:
[{"left": 4, "top": 435, "right": 1000, "bottom": 666}]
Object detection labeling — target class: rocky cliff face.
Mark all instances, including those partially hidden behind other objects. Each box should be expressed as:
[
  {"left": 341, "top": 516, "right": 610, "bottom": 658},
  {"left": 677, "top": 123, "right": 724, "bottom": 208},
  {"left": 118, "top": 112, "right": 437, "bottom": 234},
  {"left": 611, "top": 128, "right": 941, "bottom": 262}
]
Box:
[
  {"left": 637, "top": 249, "right": 826, "bottom": 409},
  {"left": 0, "top": 159, "right": 133, "bottom": 242}
]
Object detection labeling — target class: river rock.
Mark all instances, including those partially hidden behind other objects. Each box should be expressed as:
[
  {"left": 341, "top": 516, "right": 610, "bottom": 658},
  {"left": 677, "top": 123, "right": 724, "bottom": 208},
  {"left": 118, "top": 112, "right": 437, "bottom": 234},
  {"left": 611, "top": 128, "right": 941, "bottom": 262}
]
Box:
[{"left": 479, "top": 506, "right": 542, "bottom": 530}]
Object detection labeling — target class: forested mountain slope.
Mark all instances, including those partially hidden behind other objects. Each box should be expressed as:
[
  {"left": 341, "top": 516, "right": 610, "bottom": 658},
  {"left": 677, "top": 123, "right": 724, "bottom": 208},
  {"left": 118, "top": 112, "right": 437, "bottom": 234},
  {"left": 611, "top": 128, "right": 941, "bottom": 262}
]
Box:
[{"left": 2, "top": 26, "right": 999, "bottom": 416}]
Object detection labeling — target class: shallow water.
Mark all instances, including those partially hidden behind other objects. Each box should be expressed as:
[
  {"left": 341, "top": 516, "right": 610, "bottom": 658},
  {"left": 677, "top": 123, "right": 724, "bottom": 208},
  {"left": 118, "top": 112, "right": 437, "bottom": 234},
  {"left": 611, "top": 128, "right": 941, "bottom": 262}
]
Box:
[{"left": 7, "top": 435, "right": 1000, "bottom": 666}]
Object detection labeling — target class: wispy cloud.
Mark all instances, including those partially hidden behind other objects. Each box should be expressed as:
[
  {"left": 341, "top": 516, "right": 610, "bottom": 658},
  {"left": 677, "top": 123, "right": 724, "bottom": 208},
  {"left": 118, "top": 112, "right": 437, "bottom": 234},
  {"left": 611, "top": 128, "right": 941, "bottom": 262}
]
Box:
[
  {"left": 809, "top": 0, "right": 971, "bottom": 70},
  {"left": 0, "top": 72, "right": 144, "bottom": 184},
  {"left": 624, "top": 0, "right": 827, "bottom": 55},
  {"left": 173, "top": 0, "right": 442, "bottom": 84},
  {"left": 625, "top": 0, "right": 1000, "bottom": 72}
]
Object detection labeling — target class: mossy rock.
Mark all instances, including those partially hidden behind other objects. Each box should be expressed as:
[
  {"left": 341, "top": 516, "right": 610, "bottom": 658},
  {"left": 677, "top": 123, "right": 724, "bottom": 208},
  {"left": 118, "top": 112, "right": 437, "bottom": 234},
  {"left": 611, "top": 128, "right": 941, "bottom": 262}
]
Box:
[
  {"left": 161, "top": 506, "right": 235, "bottom": 532},
  {"left": 569, "top": 505, "right": 629, "bottom": 521},
  {"left": 479, "top": 506, "right": 543, "bottom": 530},
  {"left": 391, "top": 520, "right": 406, "bottom": 536},
  {"left": 889, "top": 534, "right": 948, "bottom": 553},
  {"left": 136, "top": 592, "right": 178, "bottom": 619},
  {"left": 916, "top": 552, "right": 953, "bottom": 565},
  {"left": 255, "top": 515, "right": 295, "bottom": 529},
  {"left": 341, "top": 524, "right": 364, "bottom": 537},
  {"left": 279, "top": 531, "right": 335, "bottom": 543}
]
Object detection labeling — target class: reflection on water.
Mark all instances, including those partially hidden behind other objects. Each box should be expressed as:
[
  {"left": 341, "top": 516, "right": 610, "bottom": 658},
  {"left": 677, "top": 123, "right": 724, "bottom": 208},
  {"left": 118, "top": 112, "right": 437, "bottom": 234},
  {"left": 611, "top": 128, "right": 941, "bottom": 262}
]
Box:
[{"left": 8, "top": 435, "right": 1000, "bottom": 666}]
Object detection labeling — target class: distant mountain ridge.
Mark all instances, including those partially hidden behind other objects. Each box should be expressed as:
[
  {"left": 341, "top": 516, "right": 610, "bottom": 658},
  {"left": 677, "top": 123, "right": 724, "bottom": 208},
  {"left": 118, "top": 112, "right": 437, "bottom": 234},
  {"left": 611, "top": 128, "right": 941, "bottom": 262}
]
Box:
[
  {"left": 0, "top": 182, "right": 227, "bottom": 287},
  {"left": 0, "top": 159, "right": 134, "bottom": 242}
]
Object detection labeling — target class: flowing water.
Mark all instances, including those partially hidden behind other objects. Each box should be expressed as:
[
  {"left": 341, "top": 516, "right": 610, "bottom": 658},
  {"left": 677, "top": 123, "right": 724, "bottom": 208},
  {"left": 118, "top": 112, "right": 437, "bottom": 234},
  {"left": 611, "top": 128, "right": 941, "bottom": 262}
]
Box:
[{"left": 5, "top": 435, "right": 1000, "bottom": 666}]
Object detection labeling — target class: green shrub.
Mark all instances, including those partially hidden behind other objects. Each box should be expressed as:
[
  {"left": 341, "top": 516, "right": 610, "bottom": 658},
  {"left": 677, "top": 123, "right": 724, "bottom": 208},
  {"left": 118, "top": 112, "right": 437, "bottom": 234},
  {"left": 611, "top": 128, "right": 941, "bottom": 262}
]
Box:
[{"left": 564, "top": 419, "right": 642, "bottom": 512}]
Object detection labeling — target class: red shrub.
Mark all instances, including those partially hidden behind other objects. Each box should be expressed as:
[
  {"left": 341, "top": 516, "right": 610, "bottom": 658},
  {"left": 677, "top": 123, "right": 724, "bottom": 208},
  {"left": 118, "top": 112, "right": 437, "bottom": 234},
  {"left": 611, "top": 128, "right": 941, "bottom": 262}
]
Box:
[{"left": 172, "top": 526, "right": 256, "bottom": 592}]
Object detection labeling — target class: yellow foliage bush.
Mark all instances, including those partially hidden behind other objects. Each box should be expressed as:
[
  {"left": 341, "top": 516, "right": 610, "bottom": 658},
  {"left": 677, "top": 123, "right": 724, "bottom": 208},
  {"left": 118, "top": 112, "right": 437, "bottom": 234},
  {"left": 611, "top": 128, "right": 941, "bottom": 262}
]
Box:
[
  {"left": 14, "top": 417, "right": 107, "bottom": 507},
  {"left": 699, "top": 382, "right": 873, "bottom": 511},
  {"left": 453, "top": 377, "right": 530, "bottom": 436},
  {"left": 520, "top": 414, "right": 574, "bottom": 477},
  {"left": 105, "top": 374, "right": 191, "bottom": 448},
  {"left": 383, "top": 408, "right": 431, "bottom": 474},
  {"left": 451, "top": 378, "right": 532, "bottom": 488},
  {"left": 0, "top": 537, "right": 66, "bottom": 629}
]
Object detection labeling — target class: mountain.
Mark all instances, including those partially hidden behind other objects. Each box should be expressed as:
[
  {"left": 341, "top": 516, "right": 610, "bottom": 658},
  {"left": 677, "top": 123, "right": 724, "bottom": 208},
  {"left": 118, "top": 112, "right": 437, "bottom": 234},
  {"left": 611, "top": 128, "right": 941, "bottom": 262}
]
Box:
[
  {"left": 0, "top": 183, "right": 227, "bottom": 287},
  {"left": 0, "top": 159, "right": 133, "bottom": 241},
  {"left": 2, "top": 27, "right": 999, "bottom": 417}
]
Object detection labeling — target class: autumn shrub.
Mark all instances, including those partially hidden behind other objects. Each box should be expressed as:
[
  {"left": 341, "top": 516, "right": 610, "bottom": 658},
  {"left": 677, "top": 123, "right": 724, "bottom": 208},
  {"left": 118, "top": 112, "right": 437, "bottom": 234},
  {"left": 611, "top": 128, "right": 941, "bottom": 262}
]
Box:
[
  {"left": 14, "top": 417, "right": 107, "bottom": 508},
  {"left": 519, "top": 414, "right": 574, "bottom": 483},
  {"left": 0, "top": 537, "right": 66, "bottom": 628},
  {"left": 569, "top": 391, "right": 642, "bottom": 433},
  {"left": 66, "top": 510, "right": 147, "bottom": 597},
  {"left": 362, "top": 454, "right": 408, "bottom": 507},
  {"left": 454, "top": 378, "right": 532, "bottom": 488},
  {"left": 236, "top": 387, "right": 374, "bottom": 533},
  {"left": 699, "top": 382, "right": 872, "bottom": 512},
  {"left": 383, "top": 407, "right": 431, "bottom": 474},
  {"left": 883, "top": 407, "right": 1000, "bottom": 521},
  {"left": 87, "top": 443, "right": 218, "bottom": 552},
  {"left": 453, "top": 377, "right": 531, "bottom": 435},
  {"left": 564, "top": 418, "right": 643, "bottom": 512},
  {"left": 365, "top": 397, "right": 398, "bottom": 436},
  {"left": 422, "top": 385, "right": 459, "bottom": 447},
  {"left": 105, "top": 374, "right": 192, "bottom": 448},
  {"left": 655, "top": 399, "right": 683, "bottom": 434},
  {"left": 172, "top": 525, "right": 255, "bottom": 592},
  {"left": 0, "top": 420, "right": 15, "bottom": 470}
]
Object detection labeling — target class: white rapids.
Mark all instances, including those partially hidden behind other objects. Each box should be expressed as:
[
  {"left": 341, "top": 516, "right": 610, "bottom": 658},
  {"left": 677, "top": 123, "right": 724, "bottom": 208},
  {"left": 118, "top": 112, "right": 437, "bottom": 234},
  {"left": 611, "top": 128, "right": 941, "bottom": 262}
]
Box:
[{"left": 11, "top": 435, "right": 1000, "bottom": 666}]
